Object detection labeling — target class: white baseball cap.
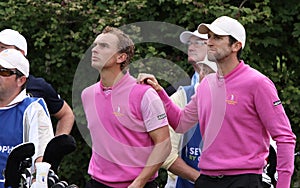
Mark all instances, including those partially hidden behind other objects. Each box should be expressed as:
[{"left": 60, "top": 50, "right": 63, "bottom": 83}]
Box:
[
  {"left": 198, "top": 16, "right": 246, "bottom": 49},
  {"left": 197, "top": 55, "right": 218, "bottom": 72},
  {"left": 0, "top": 29, "right": 28, "bottom": 56},
  {"left": 0, "top": 49, "right": 29, "bottom": 77},
  {"left": 180, "top": 30, "right": 208, "bottom": 44}
]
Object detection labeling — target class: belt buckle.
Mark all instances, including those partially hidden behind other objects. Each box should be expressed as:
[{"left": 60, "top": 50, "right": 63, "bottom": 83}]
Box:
[{"left": 210, "top": 175, "right": 224, "bottom": 179}]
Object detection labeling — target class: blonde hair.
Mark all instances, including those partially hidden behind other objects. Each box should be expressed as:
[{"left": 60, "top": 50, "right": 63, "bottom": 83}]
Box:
[{"left": 102, "top": 26, "right": 135, "bottom": 71}]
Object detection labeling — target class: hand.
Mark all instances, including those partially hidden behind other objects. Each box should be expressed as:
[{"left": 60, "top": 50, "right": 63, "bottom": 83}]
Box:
[
  {"left": 137, "top": 73, "right": 163, "bottom": 92},
  {"left": 127, "top": 180, "right": 144, "bottom": 188}
]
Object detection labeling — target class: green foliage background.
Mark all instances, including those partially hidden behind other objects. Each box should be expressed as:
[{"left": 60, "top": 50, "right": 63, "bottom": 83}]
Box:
[{"left": 0, "top": 0, "right": 299, "bottom": 187}]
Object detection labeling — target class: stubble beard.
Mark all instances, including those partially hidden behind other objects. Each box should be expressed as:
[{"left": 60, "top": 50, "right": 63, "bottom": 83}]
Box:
[
  {"left": 207, "top": 52, "right": 217, "bottom": 63},
  {"left": 207, "top": 51, "right": 227, "bottom": 63}
]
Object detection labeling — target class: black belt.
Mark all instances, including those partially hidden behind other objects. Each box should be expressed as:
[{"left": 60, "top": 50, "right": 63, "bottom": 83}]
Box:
[
  {"left": 89, "top": 179, "right": 111, "bottom": 188},
  {"left": 209, "top": 175, "right": 225, "bottom": 179},
  {"left": 204, "top": 174, "right": 261, "bottom": 179},
  {"left": 89, "top": 179, "right": 158, "bottom": 188}
]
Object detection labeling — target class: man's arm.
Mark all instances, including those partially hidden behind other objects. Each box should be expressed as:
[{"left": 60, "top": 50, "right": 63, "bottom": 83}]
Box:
[
  {"left": 168, "top": 157, "right": 200, "bottom": 182},
  {"left": 129, "top": 126, "right": 171, "bottom": 188},
  {"left": 25, "top": 98, "right": 54, "bottom": 165},
  {"left": 53, "top": 101, "right": 75, "bottom": 136},
  {"left": 26, "top": 76, "right": 74, "bottom": 135},
  {"left": 137, "top": 73, "right": 198, "bottom": 132},
  {"left": 165, "top": 88, "right": 200, "bottom": 182},
  {"left": 254, "top": 78, "right": 296, "bottom": 188},
  {"left": 161, "top": 126, "right": 181, "bottom": 170}
]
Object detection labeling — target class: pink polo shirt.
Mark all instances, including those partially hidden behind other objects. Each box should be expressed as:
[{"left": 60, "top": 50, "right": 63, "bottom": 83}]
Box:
[{"left": 81, "top": 72, "right": 168, "bottom": 187}]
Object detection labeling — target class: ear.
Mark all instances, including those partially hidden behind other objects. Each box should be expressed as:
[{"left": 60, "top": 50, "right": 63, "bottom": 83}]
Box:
[
  {"left": 17, "top": 76, "right": 27, "bottom": 87},
  {"left": 116, "top": 53, "right": 128, "bottom": 64},
  {"left": 232, "top": 41, "right": 242, "bottom": 52}
]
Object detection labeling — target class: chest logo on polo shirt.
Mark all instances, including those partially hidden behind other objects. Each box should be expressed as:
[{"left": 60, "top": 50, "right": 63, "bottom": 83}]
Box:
[
  {"left": 226, "top": 94, "right": 238, "bottom": 105},
  {"left": 113, "top": 106, "right": 124, "bottom": 117}
]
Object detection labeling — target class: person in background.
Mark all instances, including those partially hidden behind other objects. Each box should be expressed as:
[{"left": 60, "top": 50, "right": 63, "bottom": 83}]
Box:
[
  {"left": 81, "top": 26, "right": 171, "bottom": 188},
  {"left": 0, "top": 49, "right": 54, "bottom": 187},
  {"left": 0, "top": 29, "right": 74, "bottom": 135},
  {"left": 162, "top": 29, "right": 217, "bottom": 188},
  {"left": 137, "top": 16, "right": 296, "bottom": 188}
]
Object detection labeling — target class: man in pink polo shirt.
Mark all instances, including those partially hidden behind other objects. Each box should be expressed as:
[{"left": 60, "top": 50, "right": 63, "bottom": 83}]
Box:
[
  {"left": 81, "top": 26, "right": 171, "bottom": 188},
  {"left": 137, "top": 16, "right": 296, "bottom": 188}
]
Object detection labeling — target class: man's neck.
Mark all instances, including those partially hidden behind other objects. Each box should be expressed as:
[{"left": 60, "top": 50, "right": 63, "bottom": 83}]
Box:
[
  {"left": 0, "top": 91, "right": 20, "bottom": 107},
  {"left": 217, "top": 55, "right": 240, "bottom": 76},
  {"left": 100, "top": 68, "right": 126, "bottom": 87}
]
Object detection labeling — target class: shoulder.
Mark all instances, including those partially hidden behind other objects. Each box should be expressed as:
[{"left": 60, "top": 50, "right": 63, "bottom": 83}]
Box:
[
  {"left": 130, "top": 83, "right": 159, "bottom": 104},
  {"left": 130, "top": 83, "right": 152, "bottom": 97},
  {"left": 81, "top": 83, "right": 100, "bottom": 107},
  {"left": 242, "top": 64, "right": 269, "bottom": 80},
  {"left": 24, "top": 97, "right": 50, "bottom": 116},
  {"left": 27, "top": 75, "right": 60, "bottom": 97},
  {"left": 235, "top": 65, "right": 278, "bottom": 98},
  {"left": 28, "top": 75, "right": 49, "bottom": 87},
  {"left": 129, "top": 84, "right": 155, "bottom": 110},
  {"left": 82, "top": 83, "right": 98, "bottom": 97},
  {"left": 248, "top": 68, "right": 275, "bottom": 88},
  {"left": 16, "top": 96, "right": 39, "bottom": 111},
  {"left": 25, "top": 97, "right": 47, "bottom": 107},
  {"left": 238, "top": 64, "right": 274, "bottom": 86}
]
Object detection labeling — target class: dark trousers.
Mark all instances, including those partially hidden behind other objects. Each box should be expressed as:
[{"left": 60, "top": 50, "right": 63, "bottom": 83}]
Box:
[
  {"left": 85, "top": 179, "right": 158, "bottom": 188},
  {"left": 195, "top": 174, "right": 263, "bottom": 188}
]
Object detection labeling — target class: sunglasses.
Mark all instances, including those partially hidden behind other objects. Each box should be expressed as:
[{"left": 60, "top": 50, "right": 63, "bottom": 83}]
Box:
[
  {"left": 186, "top": 40, "right": 206, "bottom": 46},
  {"left": 0, "top": 68, "right": 18, "bottom": 77}
]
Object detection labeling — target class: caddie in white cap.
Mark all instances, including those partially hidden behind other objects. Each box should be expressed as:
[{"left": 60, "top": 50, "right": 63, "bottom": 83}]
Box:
[
  {"left": 0, "top": 29, "right": 28, "bottom": 56},
  {"left": 179, "top": 30, "right": 214, "bottom": 85},
  {"left": 179, "top": 30, "right": 208, "bottom": 65},
  {"left": 0, "top": 49, "right": 29, "bottom": 106},
  {"left": 0, "top": 48, "right": 29, "bottom": 77},
  {"left": 0, "top": 28, "right": 75, "bottom": 136},
  {"left": 0, "top": 48, "right": 54, "bottom": 187}
]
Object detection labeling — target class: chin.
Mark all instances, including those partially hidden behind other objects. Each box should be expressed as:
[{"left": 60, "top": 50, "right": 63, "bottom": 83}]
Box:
[
  {"left": 207, "top": 54, "right": 217, "bottom": 62},
  {"left": 91, "top": 62, "right": 101, "bottom": 70},
  {"left": 188, "top": 60, "right": 197, "bottom": 64}
]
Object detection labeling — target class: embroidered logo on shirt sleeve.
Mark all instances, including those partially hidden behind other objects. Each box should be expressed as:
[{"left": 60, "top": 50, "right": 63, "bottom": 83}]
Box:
[
  {"left": 273, "top": 100, "right": 281, "bottom": 106},
  {"left": 157, "top": 113, "right": 167, "bottom": 120}
]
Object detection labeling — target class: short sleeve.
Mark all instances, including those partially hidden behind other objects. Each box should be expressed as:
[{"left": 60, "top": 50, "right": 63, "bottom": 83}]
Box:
[
  {"left": 26, "top": 75, "right": 64, "bottom": 114},
  {"left": 140, "top": 89, "right": 168, "bottom": 132}
]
